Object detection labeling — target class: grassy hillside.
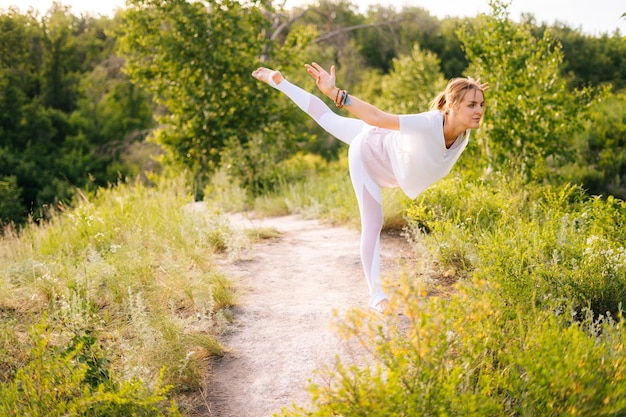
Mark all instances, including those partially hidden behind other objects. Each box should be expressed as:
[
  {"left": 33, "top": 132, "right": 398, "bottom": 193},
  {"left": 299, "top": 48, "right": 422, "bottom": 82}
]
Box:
[
  {"left": 1, "top": 156, "right": 625, "bottom": 415},
  {"left": 0, "top": 175, "right": 239, "bottom": 415}
]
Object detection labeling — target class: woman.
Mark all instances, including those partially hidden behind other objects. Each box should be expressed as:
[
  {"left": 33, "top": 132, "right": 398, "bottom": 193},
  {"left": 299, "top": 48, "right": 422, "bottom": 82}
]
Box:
[{"left": 252, "top": 63, "right": 487, "bottom": 313}]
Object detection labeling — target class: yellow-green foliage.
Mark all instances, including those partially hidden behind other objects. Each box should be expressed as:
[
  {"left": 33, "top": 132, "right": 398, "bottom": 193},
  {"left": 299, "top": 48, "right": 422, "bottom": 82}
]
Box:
[
  {"left": 281, "top": 283, "right": 626, "bottom": 416},
  {"left": 0, "top": 317, "right": 182, "bottom": 416},
  {"left": 407, "top": 173, "right": 626, "bottom": 318},
  {"left": 0, "top": 175, "right": 238, "bottom": 413},
  {"left": 277, "top": 170, "right": 626, "bottom": 416}
]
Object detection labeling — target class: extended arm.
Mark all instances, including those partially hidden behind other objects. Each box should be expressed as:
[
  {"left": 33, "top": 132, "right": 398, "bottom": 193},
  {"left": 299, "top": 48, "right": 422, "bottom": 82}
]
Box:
[{"left": 304, "top": 62, "right": 400, "bottom": 131}]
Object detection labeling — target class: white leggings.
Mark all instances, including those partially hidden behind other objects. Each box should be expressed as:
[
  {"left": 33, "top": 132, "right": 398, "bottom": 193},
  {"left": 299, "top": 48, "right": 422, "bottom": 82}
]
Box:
[{"left": 273, "top": 78, "right": 387, "bottom": 307}]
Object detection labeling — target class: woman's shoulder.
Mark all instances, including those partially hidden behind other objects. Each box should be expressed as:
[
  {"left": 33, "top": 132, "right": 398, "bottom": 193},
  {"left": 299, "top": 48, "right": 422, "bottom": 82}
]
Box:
[
  {"left": 399, "top": 110, "right": 443, "bottom": 130},
  {"left": 400, "top": 110, "right": 442, "bottom": 121}
]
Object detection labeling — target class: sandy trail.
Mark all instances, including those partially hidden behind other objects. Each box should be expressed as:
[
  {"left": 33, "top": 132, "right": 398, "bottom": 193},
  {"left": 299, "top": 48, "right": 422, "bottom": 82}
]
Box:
[{"left": 203, "top": 213, "right": 414, "bottom": 417}]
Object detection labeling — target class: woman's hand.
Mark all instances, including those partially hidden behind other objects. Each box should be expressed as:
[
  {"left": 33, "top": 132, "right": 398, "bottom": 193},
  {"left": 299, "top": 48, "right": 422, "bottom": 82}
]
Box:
[
  {"left": 304, "top": 62, "right": 337, "bottom": 98},
  {"left": 306, "top": 61, "right": 399, "bottom": 130}
]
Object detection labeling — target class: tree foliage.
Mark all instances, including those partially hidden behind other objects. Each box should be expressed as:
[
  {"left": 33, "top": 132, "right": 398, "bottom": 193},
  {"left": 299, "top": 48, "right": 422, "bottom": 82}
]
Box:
[
  {"left": 0, "top": 6, "right": 153, "bottom": 226},
  {"left": 119, "top": 0, "right": 282, "bottom": 190},
  {"left": 458, "top": 0, "right": 602, "bottom": 179},
  {"left": 1, "top": 0, "right": 624, "bottom": 224},
  {"left": 374, "top": 43, "right": 446, "bottom": 114},
  {"left": 534, "top": 23, "right": 626, "bottom": 91},
  {"left": 564, "top": 93, "right": 626, "bottom": 199}
]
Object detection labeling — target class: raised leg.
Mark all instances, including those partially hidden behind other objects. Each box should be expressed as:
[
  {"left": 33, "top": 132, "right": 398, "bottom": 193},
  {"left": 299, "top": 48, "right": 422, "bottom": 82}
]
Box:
[{"left": 252, "top": 67, "right": 366, "bottom": 145}]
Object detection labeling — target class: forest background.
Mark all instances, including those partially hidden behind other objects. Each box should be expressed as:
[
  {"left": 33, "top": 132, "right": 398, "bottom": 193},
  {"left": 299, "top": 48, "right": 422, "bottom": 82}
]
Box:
[
  {"left": 1, "top": 0, "right": 626, "bottom": 415},
  {"left": 0, "top": 0, "right": 625, "bottom": 225}
]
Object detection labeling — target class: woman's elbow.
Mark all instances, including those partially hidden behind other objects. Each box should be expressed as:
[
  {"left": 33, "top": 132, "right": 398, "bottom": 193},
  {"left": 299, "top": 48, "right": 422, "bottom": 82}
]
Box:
[{"left": 374, "top": 113, "right": 400, "bottom": 130}]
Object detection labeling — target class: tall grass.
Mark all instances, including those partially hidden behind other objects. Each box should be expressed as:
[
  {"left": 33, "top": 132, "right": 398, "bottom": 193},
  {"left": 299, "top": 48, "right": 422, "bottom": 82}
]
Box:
[
  {"left": 205, "top": 151, "right": 407, "bottom": 231},
  {"left": 252, "top": 162, "right": 626, "bottom": 415},
  {"left": 0, "top": 175, "right": 239, "bottom": 415},
  {"left": 406, "top": 173, "right": 626, "bottom": 319}
]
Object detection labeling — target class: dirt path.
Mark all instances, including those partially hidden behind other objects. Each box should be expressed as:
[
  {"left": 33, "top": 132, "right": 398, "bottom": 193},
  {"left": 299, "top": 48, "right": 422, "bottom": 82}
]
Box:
[{"left": 203, "top": 213, "right": 414, "bottom": 417}]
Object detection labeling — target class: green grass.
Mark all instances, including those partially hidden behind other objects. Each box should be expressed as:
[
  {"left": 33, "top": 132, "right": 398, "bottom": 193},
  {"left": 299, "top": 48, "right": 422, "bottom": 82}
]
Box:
[
  {"left": 207, "top": 151, "right": 408, "bottom": 231},
  {"left": 244, "top": 161, "right": 626, "bottom": 416},
  {"left": 407, "top": 174, "right": 626, "bottom": 319},
  {"left": 0, "top": 175, "right": 240, "bottom": 415},
  {"left": 3, "top": 152, "right": 626, "bottom": 415}
]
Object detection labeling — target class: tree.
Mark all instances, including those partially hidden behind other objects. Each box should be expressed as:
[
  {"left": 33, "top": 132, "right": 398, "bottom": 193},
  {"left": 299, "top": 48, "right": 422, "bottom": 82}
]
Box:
[
  {"left": 0, "top": 7, "right": 154, "bottom": 224},
  {"left": 563, "top": 93, "right": 626, "bottom": 199},
  {"left": 458, "top": 0, "right": 601, "bottom": 179},
  {"left": 374, "top": 43, "right": 446, "bottom": 114},
  {"left": 356, "top": 4, "right": 402, "bottom": 73},
  {"left": 119, "top": 0, "right": 291, "bottom": 193},
  {"left": 0, "top": 176, "right": 23, "bottom": 226},
  {"left": 0, "top": 10, "right": 41, "bottom": 149},
  {"left": 553, "top": 27, "right": 626, "bottom": 91}
]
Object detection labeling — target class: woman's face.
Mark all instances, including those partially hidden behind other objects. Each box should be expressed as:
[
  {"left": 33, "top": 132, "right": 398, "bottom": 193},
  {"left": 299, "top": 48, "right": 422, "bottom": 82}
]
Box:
[{"left": 453, "top": 88, "right": 485, "bottom": 129}]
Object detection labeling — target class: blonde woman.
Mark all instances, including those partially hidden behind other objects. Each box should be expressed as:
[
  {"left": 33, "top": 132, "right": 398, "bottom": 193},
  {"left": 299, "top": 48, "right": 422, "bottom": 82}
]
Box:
[{"left": 252, "top": 63, "right": 487, "bottom": 313}]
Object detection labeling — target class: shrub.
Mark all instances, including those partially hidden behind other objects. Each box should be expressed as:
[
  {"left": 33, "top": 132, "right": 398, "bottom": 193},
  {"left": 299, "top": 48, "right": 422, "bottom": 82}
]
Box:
[
  {"left": 279, "top": 283, "right": 626, "bottom": 416},
  {"left": 406, "top": 173, "right": 626, "bottom": 319},
  {"left": 0, "top": 317, "right": 181, "bottom": 417}
]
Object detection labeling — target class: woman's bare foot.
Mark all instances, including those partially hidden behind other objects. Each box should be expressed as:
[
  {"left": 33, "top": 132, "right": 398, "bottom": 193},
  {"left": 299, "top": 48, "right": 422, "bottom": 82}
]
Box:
[{"left": 252, "top": 67, "right": 283, "bottom": 86}]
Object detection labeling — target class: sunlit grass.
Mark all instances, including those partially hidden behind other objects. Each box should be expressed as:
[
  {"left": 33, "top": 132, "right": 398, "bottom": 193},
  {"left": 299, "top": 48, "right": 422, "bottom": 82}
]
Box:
[
  {"left": 240, "top": 158, "right": 626, "bottom": 416},
  {"left": 0, "top": 175, "right": 241, "bottom": 413},
  {"left": 212, "top": 151, "right": 407, "bottom": 230},
  {"left": 5, "top": 147, "right": 624, "bottom": 415}
]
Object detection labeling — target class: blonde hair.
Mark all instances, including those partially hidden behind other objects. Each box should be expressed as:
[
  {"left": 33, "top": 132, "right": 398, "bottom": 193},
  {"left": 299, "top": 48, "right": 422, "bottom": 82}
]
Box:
[{"left": 430, "top": 77, "right": 487, "bottom": 113}]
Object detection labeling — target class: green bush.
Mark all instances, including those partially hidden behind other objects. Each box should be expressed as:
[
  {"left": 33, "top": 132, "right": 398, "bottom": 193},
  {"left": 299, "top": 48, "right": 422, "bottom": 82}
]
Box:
[
  {"left": 280, "top": 283, "right": 626, "bottom": 416},
  {"left": 0, "top": 318, "right": 181, "bottom": 417},
  {"left": 405, "top": 173, "right": 626, "bottom": 319},
  {"left": 0, "top": 175, "right": 238, "bottom": 413},
  {"left": 277, "top": 172, "right": 626, "bottom": 415}
]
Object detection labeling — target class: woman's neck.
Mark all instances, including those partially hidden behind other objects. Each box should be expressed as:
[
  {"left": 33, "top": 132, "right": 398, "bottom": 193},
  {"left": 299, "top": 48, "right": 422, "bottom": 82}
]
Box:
[{"left": 442, "top": 113, "right": 463, "bottom": 148}]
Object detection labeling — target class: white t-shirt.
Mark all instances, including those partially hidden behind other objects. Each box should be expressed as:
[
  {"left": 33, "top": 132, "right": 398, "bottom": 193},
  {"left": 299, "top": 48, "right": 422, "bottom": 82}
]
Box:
[{"left": 360, "top": 110, "right": 469, "bottom": 199}]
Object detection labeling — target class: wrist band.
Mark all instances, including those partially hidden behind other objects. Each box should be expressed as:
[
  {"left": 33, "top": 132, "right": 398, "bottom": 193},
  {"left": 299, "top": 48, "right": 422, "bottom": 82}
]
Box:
[
  {"left": 334, "top": 88, "right": 342, "bottom": 106},
  {"left": 335, "top": 89, "right": 349, "bottom": 108}
]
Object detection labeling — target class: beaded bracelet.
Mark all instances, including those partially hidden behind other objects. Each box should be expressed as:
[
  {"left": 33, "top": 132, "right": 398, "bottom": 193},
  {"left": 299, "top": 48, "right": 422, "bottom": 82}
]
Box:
[
  {"left": 341, "top": 90, "right": 350, "bottom": 108},
  {"left": 334, "top": 88, "right": 342, "bottom": 107},
  {"left": 335, "top": 89, "right": 349, "bottom": 108}
]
